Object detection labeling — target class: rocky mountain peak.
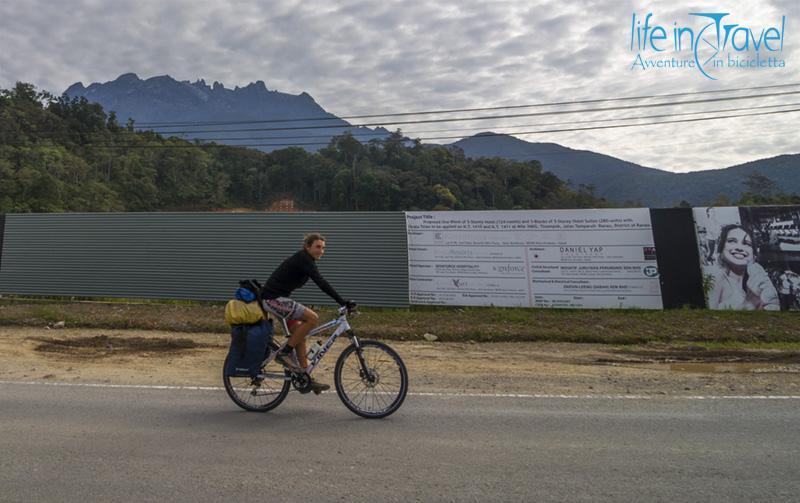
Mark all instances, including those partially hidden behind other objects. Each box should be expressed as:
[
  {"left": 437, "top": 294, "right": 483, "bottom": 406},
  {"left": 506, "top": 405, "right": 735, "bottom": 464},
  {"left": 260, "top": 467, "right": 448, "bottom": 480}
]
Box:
[{"left": 63, "top": 73, "right": 389, "bottom": 152}]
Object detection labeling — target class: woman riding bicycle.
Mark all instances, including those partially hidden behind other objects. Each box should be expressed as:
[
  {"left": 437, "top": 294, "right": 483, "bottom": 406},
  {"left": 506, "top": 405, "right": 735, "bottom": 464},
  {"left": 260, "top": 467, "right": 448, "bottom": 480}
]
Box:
[{"left": 261, "top": 232, "right": 356, "bottom": 394}]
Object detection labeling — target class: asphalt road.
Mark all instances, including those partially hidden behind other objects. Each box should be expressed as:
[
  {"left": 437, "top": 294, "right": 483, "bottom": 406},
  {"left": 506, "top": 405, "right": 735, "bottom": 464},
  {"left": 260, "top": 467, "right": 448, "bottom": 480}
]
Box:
[{"left": 1, "top": 382, "right": 798, "bottom": 502}]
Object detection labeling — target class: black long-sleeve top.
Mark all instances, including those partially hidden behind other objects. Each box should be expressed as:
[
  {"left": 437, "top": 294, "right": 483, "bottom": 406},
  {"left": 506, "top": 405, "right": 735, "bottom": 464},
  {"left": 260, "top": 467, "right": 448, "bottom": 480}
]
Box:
[{"left": 262, "top": 249, "right": 346, "bottom": 305}]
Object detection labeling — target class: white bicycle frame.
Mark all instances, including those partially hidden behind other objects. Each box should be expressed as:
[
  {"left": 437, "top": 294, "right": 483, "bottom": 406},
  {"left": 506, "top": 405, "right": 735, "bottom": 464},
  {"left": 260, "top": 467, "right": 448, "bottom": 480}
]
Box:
[{"left": 268, "top": 305, "right": 356, "bottom": 375}]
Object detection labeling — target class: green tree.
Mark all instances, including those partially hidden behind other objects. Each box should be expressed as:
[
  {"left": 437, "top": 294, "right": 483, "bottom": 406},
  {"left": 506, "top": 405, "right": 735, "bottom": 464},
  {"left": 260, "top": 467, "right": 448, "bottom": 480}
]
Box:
[
  {"left": 432, "top": 183, "right": 458, "bottom": 210},
  {"left": 0, "top": 82, "right": 610, "bottom": 214}
]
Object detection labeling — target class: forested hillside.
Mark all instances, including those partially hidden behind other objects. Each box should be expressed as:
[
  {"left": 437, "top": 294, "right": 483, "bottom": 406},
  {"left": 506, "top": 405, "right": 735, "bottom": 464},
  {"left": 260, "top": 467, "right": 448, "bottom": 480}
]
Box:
[
  {"left": 0, "top": 83, "right": 606, "bottom": 213},
  {"left": 454, "top": 133, "right": 800, "bottom": 207}
]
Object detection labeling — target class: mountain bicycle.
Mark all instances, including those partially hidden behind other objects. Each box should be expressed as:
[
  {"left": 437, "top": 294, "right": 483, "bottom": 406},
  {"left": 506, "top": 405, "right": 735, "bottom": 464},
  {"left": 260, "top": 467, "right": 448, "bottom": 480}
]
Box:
[{"left": 222, "top": 305, "right": 408, "bottom": 419}]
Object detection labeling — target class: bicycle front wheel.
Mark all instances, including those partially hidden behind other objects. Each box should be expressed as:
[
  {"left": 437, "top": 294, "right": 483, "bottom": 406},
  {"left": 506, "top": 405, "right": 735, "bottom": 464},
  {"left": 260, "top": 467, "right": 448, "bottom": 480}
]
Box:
[
  {"left": 334, "top": 340, "right": 408, "bottom": 419},
  {"left": 223, "top": 345, "right": 290, "bottom": 412}
]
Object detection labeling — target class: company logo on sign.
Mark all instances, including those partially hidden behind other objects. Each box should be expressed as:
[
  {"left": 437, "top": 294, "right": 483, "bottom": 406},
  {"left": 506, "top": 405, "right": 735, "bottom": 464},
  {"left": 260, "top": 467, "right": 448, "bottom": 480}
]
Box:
[
  {"left": 642, "top": 265, "right": 659, "bottom": 278},
  {"left": 630, "top": 12, "right": 787, "bottom": 79},
  {"left": 452, "top": 279, "right": 469, "bottom": 288},
  {"left": 643, "top": 246, "right": 658, "bottom": 260},
  {"left": 492, "top": 264, "right": 526, "bottom": 274},
  {"left": 560, "top": 246, "right": 604, "bottom": 255}
]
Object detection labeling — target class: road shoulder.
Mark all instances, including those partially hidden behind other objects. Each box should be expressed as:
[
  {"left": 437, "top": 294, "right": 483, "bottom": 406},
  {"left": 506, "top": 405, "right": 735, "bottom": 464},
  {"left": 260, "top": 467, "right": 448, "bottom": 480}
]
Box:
[{"left": 1, "top": 326, "right": 798, "bottom": 396}]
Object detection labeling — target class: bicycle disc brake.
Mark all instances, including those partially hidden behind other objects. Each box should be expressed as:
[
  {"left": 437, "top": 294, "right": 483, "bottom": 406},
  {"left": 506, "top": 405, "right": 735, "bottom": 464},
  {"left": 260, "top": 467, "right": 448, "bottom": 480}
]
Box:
[{"left": 360, "top": 368, "right": 379, "bottom": 388}]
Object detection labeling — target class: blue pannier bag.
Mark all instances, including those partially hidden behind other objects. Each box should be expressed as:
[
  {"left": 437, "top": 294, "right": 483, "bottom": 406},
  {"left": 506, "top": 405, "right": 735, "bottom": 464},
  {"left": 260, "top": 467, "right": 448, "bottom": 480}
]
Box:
[{"left": 224, "top": 319, "right": 274, "bottom": 378}]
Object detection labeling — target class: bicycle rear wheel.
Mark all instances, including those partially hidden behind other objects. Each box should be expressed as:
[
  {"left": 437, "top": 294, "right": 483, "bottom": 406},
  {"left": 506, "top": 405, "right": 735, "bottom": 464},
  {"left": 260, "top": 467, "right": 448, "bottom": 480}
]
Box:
[
  {"left": 223, "top": 344, "right": 290, "bottom": 412},
  {"left": 334, "top": 340, "right": 408, "bottom": 419}
]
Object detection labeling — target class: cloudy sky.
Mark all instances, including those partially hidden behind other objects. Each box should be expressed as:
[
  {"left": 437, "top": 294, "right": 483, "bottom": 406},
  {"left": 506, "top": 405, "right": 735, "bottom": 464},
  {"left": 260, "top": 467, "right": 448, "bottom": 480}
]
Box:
[{"left": 1, "top": 0, "right": 797, "bottom": 172}]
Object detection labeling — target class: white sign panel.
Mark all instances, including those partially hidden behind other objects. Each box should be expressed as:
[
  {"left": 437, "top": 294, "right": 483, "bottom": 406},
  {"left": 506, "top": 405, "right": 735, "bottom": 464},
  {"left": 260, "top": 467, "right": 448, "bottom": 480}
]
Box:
[{"left": 406, "top": 210, "right": 663, "bottom": 309}]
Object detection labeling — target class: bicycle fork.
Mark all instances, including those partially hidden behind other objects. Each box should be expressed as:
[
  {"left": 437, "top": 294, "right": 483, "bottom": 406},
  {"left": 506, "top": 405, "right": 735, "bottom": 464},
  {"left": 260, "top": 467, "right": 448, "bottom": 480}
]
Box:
[{"left": 348, "top": 331, "right": 377, "bottom": 385}]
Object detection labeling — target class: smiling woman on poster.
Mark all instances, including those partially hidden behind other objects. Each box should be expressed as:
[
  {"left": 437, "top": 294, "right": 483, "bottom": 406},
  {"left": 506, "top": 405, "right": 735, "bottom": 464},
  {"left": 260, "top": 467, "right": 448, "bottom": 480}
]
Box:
[{"left": 708, "top": 224, "right": 779, "bottom": 310}]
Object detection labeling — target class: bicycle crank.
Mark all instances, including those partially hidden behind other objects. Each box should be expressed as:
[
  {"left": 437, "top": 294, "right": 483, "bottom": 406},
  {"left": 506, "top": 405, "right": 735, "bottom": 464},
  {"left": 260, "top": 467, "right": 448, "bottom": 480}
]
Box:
[{"left": 290, "top": 372, "right": 311, "bottom": 393}]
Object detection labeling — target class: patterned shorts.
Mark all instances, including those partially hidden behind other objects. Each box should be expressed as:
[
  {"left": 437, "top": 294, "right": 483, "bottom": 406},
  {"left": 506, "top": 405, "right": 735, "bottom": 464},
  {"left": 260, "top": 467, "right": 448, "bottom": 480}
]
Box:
[{"left": 261, "top": 297, "right": 306, "bottom": 320}]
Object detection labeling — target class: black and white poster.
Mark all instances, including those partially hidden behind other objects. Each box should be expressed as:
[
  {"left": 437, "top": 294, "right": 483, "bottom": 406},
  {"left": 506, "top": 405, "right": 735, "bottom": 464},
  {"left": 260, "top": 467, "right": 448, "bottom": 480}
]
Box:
[
  {"left": 406, "top": 210, "right": 663, "bottom": 309},
  {"left": 693, "top": 206, "right": 800, "bottom": 311}
]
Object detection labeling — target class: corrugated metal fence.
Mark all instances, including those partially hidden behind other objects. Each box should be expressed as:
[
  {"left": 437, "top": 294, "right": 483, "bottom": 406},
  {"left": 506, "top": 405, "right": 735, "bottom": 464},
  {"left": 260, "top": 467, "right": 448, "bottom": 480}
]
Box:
[{"left": 0, "top": 212, "right": 409, "bottom": 307}]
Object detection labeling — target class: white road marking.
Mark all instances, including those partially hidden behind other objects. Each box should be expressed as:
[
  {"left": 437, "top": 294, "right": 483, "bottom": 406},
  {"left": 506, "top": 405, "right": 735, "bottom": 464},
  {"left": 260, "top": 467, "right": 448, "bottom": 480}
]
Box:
[
  {"left": 0, "top": 380, "right": 221, "bottom": 391},
  {"left": 1, "top": 380, "right": 799, "bottom": 400}
]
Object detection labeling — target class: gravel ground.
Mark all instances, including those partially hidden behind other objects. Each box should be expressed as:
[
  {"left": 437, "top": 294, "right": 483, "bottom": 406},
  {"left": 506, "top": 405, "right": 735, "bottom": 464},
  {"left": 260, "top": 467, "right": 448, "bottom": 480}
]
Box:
[{"left": 1, "top": 326, "right": 799, "bottom": 396}]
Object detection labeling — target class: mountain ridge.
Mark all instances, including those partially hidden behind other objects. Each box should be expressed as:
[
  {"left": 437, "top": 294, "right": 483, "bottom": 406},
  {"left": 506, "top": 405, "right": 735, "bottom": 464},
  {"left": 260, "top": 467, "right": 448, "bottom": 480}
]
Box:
[
  {"left": 452, "top": 133, "right": 800, "bottom": 207},
  {"left": 65, "top": 73, "right": 388, "bottom": 150}
]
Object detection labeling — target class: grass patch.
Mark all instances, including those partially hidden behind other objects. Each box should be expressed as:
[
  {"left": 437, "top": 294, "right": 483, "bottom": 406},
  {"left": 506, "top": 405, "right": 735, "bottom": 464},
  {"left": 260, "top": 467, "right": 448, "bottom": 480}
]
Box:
[
  {"left": 30, "top": 305, "right": 72, "bottom": 323},
  {"left": 667, "top": 340, "right": 800, "bottom": 351},
  {"left": 0, "top": 299, "right": 798, "bottom": 347},
  {"left": 0, "top": 294, "right": 222, "bottom": 306}
]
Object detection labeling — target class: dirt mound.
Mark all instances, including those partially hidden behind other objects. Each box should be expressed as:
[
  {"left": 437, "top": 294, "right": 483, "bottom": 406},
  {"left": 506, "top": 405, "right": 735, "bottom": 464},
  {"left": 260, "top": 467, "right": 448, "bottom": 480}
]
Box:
[{"left": 30, "top": 335, "right": 209, "bottom": 358}]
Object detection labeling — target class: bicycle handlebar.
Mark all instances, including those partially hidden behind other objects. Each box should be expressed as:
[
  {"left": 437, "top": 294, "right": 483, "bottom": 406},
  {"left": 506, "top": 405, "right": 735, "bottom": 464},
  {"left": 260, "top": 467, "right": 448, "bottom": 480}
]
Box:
[{"left": 338, "top": 305, "right": 359, "bottom": 316}]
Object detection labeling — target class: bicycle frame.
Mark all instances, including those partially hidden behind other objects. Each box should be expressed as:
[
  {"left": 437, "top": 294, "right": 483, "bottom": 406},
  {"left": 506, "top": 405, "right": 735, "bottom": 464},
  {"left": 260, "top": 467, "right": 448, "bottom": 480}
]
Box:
[{"left": 272, "top": 306, "right": 358, "bottom": 375}]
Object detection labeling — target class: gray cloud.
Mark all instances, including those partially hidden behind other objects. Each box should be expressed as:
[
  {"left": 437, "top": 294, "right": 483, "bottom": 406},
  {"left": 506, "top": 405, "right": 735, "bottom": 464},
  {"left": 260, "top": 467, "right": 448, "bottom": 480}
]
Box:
[{"left": 0, "top": 0, "right": 797, "bottom": 172}]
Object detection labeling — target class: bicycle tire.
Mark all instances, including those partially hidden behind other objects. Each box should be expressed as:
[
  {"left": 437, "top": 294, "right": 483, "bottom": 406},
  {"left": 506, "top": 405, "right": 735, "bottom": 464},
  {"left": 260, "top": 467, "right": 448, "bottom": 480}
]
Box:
[
  {"left": 223, "top": 344, "right": 290, "bottom": 412},
  {"left": 334, "top": 340, "right": 408, "bottom": 419}
]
